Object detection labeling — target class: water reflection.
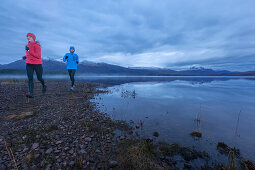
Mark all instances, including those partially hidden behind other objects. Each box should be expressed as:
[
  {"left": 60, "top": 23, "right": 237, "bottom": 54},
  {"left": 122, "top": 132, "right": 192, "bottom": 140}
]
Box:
[
  {"left": 1, "top": 75, "right": 255, "bottom": 85},
  {"left": 94, "top": 78, "right": 255, "bottom": 161}
]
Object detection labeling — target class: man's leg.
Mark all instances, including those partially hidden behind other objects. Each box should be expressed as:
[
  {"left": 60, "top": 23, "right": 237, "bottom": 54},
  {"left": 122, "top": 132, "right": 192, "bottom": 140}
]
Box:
[{"left": 71, "top": 69, "right": 76, "bottom": 87}]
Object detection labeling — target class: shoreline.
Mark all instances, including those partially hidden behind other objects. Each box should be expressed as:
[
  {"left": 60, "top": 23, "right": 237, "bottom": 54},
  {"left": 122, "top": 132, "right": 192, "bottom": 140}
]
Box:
[{"left": 0, "top": 80, "right": 254, "bottom": 169}]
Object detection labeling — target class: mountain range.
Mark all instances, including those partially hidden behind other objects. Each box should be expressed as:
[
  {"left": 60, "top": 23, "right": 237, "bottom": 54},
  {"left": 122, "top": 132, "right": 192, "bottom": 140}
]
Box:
[{"left": 0, "top": 59, "right": 254, "bottom": 76}]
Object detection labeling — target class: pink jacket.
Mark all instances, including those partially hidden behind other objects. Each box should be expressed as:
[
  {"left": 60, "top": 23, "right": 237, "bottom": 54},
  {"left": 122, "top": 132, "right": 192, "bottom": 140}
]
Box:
[{"left": 25, "top": 41, "right": 42, "bottom": 64}]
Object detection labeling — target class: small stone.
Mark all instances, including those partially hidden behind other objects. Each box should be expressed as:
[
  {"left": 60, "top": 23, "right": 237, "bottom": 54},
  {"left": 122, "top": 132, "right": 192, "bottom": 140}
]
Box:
[
  {"left": 34, "top": 153, "right": 40, "bottom": 159},
  {"left": 22, "top": 164, "right": 28, "bottom": 170},
  {"left": 64, "top": 147, "right": 69, "bottom": 151},
  {"left": 0, "top": 163, "right": 6, "bottom": 170},
  {"left": 69, "top": 149, "right": 74, "bottom": 154},
  {"left": 31, "top": 165, "right": 37, "bottom": 170},
  {"left": 31, "top": 143, "right": 39, "bottom": 150},
  {"left": 84, "top": 137, "right": 92, "bottom": 142},
  {"left": 109, "top": 160, "right": 118, "bottom": 168},
  {"left": 184, "top": 162, "right": 192, "bottom": 169},
  {"left": 40, "top": 161, "right": 44, "bottom": 167},
  {"left": 23, "top": 147, "right": 29, "bottom": 152},
  {"left": 95, "top": 149, "right": 101, "bottom": 153},
  {"left": 45, "top": 164, "right": 51, "bottom": 170},
  {"left": 46, "top": 148, "right": 53, "bottom": 154},
  {"left": 120, "top": 136, "right": 125, "bottom": 140},
  {"left": 54, "top": 149, "right": 60, "bottom": 153},
  {"left": 69, "top": 161, "right": 75, "bottom": 167},
  {"left": 56, "top": 140, "right": 62, "bottom": 145},
  {"left": 62, "top": 161, "right": 67, "bottom": 166},
  {"left": 57, "top": 158, "right": 62, "bottom": 163},
  {"left": 80, "top": 149, "right": 87, "bottom": 155}
]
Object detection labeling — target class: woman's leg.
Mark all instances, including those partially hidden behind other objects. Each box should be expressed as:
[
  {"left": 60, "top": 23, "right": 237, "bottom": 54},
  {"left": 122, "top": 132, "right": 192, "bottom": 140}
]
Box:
[
  {"left": 35, "top": 64, "right": 46, "bottom": 93},
  {"left": 26, "top": 64, "right": 34, "bottom": 97}
]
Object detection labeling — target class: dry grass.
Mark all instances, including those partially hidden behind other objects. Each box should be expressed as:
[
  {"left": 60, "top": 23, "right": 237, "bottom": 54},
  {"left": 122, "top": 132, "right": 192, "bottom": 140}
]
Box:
[
  {"left": 4, "top": 141, "right": 18, "bottom": 170},
  {"left": 6, "top": 111, "right": 35, "bottom": 120},
  {"left": 118, "top": 139, "right": 167, "bottom": 170}
]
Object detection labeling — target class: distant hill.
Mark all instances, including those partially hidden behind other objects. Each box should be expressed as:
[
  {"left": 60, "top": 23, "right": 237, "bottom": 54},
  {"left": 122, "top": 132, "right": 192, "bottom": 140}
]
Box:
[
  {"left": 220, "top": 71, "right": 255, "bottom": 76},
  {"left": 0, "top": 59, "right": 254, "bottom": 76}
]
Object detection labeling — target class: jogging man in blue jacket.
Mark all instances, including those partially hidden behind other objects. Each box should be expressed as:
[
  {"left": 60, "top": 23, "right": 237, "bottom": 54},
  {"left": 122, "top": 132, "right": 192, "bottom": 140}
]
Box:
[{"left": 63, "top": 46, "right": 79, "bottom": 90}]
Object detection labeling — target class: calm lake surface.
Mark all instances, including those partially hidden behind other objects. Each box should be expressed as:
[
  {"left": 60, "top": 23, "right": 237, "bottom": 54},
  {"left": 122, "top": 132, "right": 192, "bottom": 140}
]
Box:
[
  {"left": 1, "top": 75, "right": 255, "bottom": 162},
  {"left": 89, "top": 76, "right": 255, "bottom": 162}
]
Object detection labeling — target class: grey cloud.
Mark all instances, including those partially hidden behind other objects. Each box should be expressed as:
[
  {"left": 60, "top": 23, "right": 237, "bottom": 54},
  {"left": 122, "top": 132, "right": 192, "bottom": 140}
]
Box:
[{"left": 0, "top": 0, "right": 254, "bottom": 71}]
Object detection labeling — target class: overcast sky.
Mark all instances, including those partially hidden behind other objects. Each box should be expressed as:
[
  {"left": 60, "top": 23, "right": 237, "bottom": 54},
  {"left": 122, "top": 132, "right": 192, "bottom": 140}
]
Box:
[{"left": 0, "top": 0, "right": 255, "bottom": 71}]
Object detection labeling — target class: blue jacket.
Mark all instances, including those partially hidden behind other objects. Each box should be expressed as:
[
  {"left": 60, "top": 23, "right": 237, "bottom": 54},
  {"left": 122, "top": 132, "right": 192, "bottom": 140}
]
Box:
[{"left": 63, "top": 48, "right": 79, "bottom": 70}]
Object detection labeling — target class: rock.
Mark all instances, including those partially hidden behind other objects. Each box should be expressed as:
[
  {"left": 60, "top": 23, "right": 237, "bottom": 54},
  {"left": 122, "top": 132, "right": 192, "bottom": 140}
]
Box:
[
  {"left": 56, "top": 140, "right": 62, "bottom": 145},
  {"left": 34, "top": 153, "right": 40, "bottom": 159},
  {"left": 45, "top": 164, "right": 52, "bottom": 170},
  {"left": 79, "top": 144, "right": 85, "bottom": 149},
  {"left": 6, "top": 162, "right": 12, "bottom": 168},
  {"left": 109, "top": 160, "right": 118, "bottom": 168},
  {"left": 23, "top": 147, "right": 29, "bottom": 152},
  {"left": 69, "top": 149, "right": 74, "bottom": 154},
  {"left": 46, "top": 148, "right": 53, "bottom": 154},
  {"left": 64, "top": 147, "right": 70, "bottom": 151},
  {"left": 0, "top": 163, "right": 6, "bottom": 170},
  {"left": 22, "top": 164, "right": 29, "bottom": 170},
  {"left": 62, "top": 161, "right": 67, "bottom": 166},
  {"left": 57, "top": 158, "right": 62, "bottom": 163},
  {"left": 85, "top": 137, "right": 92, "bottom": 142},
  {"left": 31, "top": 165, "right": 37, "bottom": 170},
  {"left": 120, "top": 136, "right": 125, "bottom": 140},
  {"left": 184, "top": 162, "right": 192, "bottom": 169},
  {"left": 40, "top": 161, "right": 44, "bottom": 167},
  {"left": 80, "top": 149, "right": 87, "bottom": 155},
  {"left": 69, "top": 161, "right": 75, "bottom": 167},
  {"left": 54, "top": 149, "right": 60, "bottom": 153},
  {"left": 95, "top": 149, "right": 101, "bottom": 153},
  {"left": 31, "top": 143, "right": 39, "bottom": 150}
]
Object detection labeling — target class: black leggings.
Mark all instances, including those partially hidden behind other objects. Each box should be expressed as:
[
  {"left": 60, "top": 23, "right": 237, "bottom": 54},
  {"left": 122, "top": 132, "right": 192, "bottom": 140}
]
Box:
[
  {"left": 26, "top": 64, "right": 45, "bottom": 93},
  {"left": 68, "top": 69, "right": 76, "bottom": 86}
]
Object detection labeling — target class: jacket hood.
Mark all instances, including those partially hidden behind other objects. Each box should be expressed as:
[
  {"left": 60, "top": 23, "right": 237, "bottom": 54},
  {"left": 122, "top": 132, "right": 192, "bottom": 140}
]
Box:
[{"left": 70, "top": 46, "right": 75, "bottom": 52}]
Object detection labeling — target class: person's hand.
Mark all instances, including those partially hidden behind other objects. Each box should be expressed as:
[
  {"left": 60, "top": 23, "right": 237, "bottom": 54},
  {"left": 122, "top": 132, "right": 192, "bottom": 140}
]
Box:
[
  {"left": 76, "top": 61, "right": 79, "bottom": 64},
  {"left": 25, "top": 46, "right": 29, "bottom": 51},
  {"left": 65, "top": 56, "right": 68, "bottom": 59},
  {"left": 22, "top": 56, "right": 27, "bottom": 60}
]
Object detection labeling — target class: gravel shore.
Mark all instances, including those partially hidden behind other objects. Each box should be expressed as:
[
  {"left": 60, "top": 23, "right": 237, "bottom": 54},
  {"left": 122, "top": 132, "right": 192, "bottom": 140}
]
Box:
[
  {"left": 1, "top": 80, "right": 254, "bottom": 170},
  {"left": 0, "top": 80, "right": 129, "bottom": 169}
]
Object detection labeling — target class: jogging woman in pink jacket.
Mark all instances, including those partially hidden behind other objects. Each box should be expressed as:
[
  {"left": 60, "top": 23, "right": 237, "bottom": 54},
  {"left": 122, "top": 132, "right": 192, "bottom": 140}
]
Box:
[{"left": 23, "top": 33, "right": 46, "bottom": 98}]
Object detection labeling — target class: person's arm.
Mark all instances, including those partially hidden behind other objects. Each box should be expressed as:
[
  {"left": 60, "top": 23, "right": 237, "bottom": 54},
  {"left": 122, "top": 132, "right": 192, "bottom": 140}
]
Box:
[
  {"left": 28, "top": 44, "right": 41, "bottom": 59},
  {"left": 63, "top": 54, "right": 68, "bottom": 62},
  {"left": 76, "top": 54, "right": 79, "bottom": 64}
]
